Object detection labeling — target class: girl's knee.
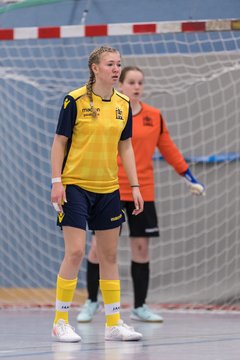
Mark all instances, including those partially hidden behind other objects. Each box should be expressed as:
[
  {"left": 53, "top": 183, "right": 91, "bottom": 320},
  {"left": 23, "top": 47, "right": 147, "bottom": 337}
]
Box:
[
  {"left": 67, "top": 249, "right": 85, "bottom": 265},
  {"left": 102, "top": 251, "right": 117, "bottom": 265}
]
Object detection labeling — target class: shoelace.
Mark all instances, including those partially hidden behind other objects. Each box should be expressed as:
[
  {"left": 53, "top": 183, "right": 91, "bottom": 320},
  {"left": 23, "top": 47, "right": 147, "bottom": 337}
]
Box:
[
  {"left": 57, "top": 321, "right": 75, "bottom": 335},
  {"left": 142, "top": 305, "right": 149, "bottom": 313},
  {"left": 141, "top": 305, "right": 153, "bottom": 317},
  {"left": 82, "top": 302, "right": 90, "bottom": 311},
  {"left": 118, "top": 320, "right": 134, "bottom": 331}
]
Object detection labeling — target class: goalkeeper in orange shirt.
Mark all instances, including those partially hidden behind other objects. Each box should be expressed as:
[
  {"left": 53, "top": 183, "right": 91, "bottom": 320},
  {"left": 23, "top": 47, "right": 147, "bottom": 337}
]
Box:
[{"left": 77, "top": 66, "right": 205, "bottom": 323}]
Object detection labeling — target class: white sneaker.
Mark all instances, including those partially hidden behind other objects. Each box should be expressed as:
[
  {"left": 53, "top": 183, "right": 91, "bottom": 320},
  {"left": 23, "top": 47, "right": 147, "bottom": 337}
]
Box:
[
  {"left": 52, "top": 319, "right": 81, "bottom": 342},
  {"left": 105, "top": 319, "right": 142, "bottom": 341}
]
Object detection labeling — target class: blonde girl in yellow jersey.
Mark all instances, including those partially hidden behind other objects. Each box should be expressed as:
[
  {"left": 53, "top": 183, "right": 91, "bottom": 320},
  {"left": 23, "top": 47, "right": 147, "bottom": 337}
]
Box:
[{"left": 50, "top": 46, "right": 143, "bottom": 342}]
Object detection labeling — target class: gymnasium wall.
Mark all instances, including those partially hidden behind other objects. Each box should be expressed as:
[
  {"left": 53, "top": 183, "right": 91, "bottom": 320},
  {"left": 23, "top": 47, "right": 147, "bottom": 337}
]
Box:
[{"left": 0, "top": 0, "right": 239, "bottom": 27}]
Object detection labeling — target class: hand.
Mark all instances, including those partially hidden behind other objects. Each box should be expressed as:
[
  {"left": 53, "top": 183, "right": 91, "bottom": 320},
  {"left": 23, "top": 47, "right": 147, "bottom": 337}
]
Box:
[
  {"left": 131, "top": 187, "right": 144, "bottom": 215},
  {"left": 182, "top": 168, "right": 205, "bottom": 196},
  {"left": 51, "top": 182, "right": 67, "bottom": 212}
]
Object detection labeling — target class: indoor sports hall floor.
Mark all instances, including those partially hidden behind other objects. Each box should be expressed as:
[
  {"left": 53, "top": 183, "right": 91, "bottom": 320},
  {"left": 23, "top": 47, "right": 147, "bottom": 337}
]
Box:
[{"left": 1, "top": 308, "right": 240, "bottom": 360}]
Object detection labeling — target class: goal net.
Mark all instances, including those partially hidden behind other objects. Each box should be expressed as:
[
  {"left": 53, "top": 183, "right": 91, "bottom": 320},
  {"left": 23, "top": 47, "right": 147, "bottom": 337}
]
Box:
[{"left": 1, "top": 19, "right": 240, "bottom": 309}]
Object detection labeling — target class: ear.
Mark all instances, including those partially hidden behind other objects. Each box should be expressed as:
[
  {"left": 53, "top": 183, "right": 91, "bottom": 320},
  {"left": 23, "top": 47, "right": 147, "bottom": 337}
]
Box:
[{"left": 91, "top": 63, "right": 98, "bottom": 75}]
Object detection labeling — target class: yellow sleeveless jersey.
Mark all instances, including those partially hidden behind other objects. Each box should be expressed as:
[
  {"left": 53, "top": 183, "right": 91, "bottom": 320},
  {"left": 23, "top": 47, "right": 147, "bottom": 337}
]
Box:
[{"left": 56, "top": 85, "right": 132, "bottom": 194}]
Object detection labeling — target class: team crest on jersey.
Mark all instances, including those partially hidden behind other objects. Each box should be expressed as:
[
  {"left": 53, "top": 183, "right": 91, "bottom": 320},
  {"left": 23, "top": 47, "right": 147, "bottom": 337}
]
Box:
[
  {"left": 64, "top": 98, "right": 70, "bottom": 109},
  {"left": 115, "top": 107, "right": 123, "bottom": 120},
  {"left": 143, "top": 116, "right": 153, "bottom": 126}
]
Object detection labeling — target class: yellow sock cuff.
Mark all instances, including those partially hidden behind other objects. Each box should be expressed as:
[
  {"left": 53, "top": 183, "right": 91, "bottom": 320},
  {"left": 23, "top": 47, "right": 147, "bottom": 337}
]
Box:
[
  {"left": 57, "top": 275, "right": 77, "bottom": 290},
  {"left": 99, "top": 279, "right": 120, "bottom": 291},
  {"left": 106, "top": 313, "right": 120, "bottom": 327}
]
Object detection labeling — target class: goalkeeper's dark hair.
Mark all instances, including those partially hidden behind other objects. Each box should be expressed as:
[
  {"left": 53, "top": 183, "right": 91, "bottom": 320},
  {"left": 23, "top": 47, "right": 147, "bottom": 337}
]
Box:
[
  {"left": 86, "top": 46, "right": 120, "bottom": 118},
  {"left": 119, "top": 66, "right": 144, "bottom": 84}
]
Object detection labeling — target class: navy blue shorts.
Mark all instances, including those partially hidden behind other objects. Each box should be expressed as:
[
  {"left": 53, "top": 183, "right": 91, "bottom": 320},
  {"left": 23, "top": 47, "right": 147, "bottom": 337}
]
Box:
[{"left": 57, "top": 185, "right": 125, "bottom": 231}]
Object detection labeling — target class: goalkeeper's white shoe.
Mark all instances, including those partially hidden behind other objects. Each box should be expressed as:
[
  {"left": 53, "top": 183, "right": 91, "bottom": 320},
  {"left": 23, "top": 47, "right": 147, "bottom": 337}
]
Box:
[
  {"left": 52, "top": 319, "right": 81, "bottom": 342},
  {"left": 131, "top": 304, "right": 163, "bottom": 322}
]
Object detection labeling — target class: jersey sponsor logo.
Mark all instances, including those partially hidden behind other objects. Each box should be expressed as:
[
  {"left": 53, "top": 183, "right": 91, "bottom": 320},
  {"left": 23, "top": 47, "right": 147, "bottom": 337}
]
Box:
[
  {"left": 64, "top": 98, "right": 71, "bottom": 109},
  {"left": 82, "top": 107, "right": 100, "bottom": 117},
  {"left": 115, "top": 107, "right": 123, "bottom": 120},
  {"left": 143, "top": 116, "right": 153, "bottom": 126},
  {"left": 110, "top": 213, "right": 122, "bottom": 222},
  {"left": 58, "top": 212, "right": 65, "bottom": 223}
]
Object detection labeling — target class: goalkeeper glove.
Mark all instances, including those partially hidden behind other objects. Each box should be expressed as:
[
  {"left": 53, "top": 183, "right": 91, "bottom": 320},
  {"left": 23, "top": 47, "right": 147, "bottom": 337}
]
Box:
[{"left": 182, "top": 168, "right": 205, "bottom": 196}]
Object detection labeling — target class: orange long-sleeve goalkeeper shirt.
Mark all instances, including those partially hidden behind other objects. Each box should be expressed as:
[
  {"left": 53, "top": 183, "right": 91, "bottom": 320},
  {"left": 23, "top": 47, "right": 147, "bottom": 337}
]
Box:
[{"left": 118, "top": 102, "right": 188, "bottom": 201}]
